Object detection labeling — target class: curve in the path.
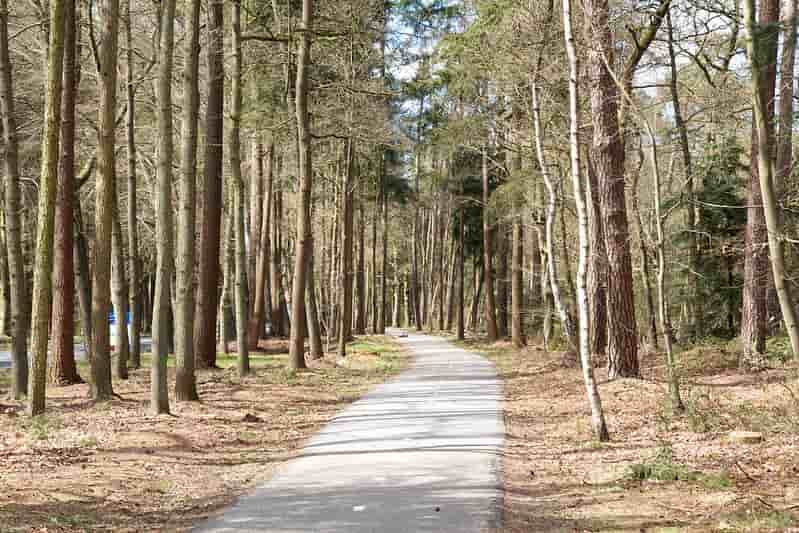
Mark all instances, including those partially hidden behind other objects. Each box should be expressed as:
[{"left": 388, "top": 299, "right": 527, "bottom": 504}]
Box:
[{"left": 196, "top": 330, "right": 504, "bottom": 533}]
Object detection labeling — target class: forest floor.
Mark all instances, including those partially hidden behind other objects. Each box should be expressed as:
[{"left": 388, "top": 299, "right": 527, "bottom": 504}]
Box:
[
  {"left": 458, "top": 335, "right": 799, "bottom": 532},
  {"left": 0, "top": 336, "right": 409, "bottom": 532}
]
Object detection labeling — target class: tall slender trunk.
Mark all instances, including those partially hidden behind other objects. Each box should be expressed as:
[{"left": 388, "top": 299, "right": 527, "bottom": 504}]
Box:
[
  {"left": 74, "top": 194, "right": 93, "bottom": 358},
  {"left": 175, "top": 0, "right": 201, "bottom": 401},
  {"left": 411, "top": 147, "right": 422, "bottom": 331},
  {"left": 741, "top": 0, "right": 778, "bottom": 368},
  {"left": 271, "top": 189, "right": 287, "bottom": 336},
  {"left": 377, "top": 159, "right": 388, "bottom": 334},
  {"left": 111, "top": 208, "right": 129, "bottom": 380},
  {"left": 511, "top": 216, "right": 525, "bottom": 347},
  {"left": 482, "top": 147, "right": 499, "bottom": 342},
  {"left": 337, "top": 141, "right": 355, "bottom": 357},
  {"left": 586, "top": 152, "right": 607, "bottom": 355},
  {"left": 125, "top": 0, "right": 141, "bottom": 369},
  {"left": 248, "top": 139, "right": 274, "bottom": 349},
  {"left": 456, "top": 176, "right": 465, "bottom": 340},
  {"left": 151, "top": 0, "right": 176, "bottom": 414},
  {"left": 89, "top": 0, "right": 120, "bottom": 401},
  {"left": 28, "top": 0, "right": 67, "bottom": 415},
  {"left": 194, "top": 0, "right": 224, "bottom": 369},
  {"left": 563, "top": 0, "right": 610, "bottom": 441},
  {"left": 531, "top": 82, "right": 576, "bottom": 350},
  {"left": 355, "top": 199, "right": 366, "bottom": 335},
  {"left": 288, "top": 0, "right": 313, "bottom": 370},
  {"left": 666, "top": 10, "right": 698, "bottom": 340},
  {"left": 230, "top": 0, "right": 249, "bottom": 377},
  {"left": 50, "top": 0, "right": 82, "bottom": 385},
  {"left": 306, "top": 237, "right": 324, "bottom": 359},
  {"left": 585, "top": 0, "right": 639, "bottom": 378},
  {"left": 0, "top": 0, "right": 30, "bottom": 399},
  {"left": 743, "top": 0, "right": 799, "bottom": 360},
  {"left": 0, "top": 212, "right": 9, "bottom": 337}
]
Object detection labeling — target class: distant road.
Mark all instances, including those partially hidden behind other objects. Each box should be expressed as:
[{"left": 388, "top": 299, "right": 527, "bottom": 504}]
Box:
[{"left": 0, "top": 337, "right": 152, "bottom": 369}]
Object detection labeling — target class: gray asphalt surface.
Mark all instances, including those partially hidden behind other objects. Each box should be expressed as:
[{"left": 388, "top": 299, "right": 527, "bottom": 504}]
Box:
[{"left": 196, "top": 330, "right": 505, "bottom": 533}]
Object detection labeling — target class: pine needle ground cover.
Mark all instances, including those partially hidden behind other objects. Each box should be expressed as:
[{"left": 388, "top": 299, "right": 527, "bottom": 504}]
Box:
[{"left": 459, "top": 337, "right": 799, "bottom": 532}]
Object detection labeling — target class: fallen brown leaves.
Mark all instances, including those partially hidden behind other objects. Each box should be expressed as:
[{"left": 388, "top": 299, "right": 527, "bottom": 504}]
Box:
[
  {"left": 467, "top": 338, "right": 799, "bottom": 532},
  {"left": 0, "top": 336, "right": 408, "bottom": 532}
]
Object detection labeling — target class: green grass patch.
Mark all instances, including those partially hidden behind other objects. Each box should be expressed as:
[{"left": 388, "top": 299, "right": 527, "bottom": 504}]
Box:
[{"left": 628, "top": 442, "right": 732, "bottom": 489}]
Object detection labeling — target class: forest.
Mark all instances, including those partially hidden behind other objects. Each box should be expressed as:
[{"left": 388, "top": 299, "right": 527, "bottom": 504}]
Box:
[{"left": 1, "top": 0, "right": 799, "bottom": 530}]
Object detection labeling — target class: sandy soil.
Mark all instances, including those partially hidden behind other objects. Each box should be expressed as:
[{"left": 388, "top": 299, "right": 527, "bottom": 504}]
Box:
[
  {"left": 0, "top": 336, "right": 408, "bottom": 532},
  {"left": 465, "top": 338, "right": 799, "bottom": 532}
]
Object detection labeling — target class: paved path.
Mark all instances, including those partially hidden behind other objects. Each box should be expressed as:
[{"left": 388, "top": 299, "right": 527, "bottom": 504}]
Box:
[{"left": 197, "top": 331, "right": 505, "bottom": 533}]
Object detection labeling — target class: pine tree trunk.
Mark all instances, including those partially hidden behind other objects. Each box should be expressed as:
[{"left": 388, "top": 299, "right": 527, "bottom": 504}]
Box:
[
  {"left": 89, "top": 0, "right": 120, "bottom": 401},
  {"left": 288, "top": 0, "right": 313, "bottom": 370},
  {"left": 248, "top": 140, "right": 274, "bottom": 349},
  {"left": 74, "top": 196, "right": 93, "bottom": 359},
  {"left": 151, "top": 0, "right": 176, "bottom": 414},
  {"left": 271, "top": 190, "right": 286, "bottom": 336},
  {"left": 585, "top": 0, "right": 639, "bottom": 379},
  {"left": 741, "top": 0, "right": 778, "bottom": 368},
  {"left": 306, "top": 237, "right": 324, "bottom": 359},
  {"left": 356, "top": 199, "right": 366, "bottom": 335},
  {"left": 50, "top": 0, "right": 82, "bottom": 386},
  {"left": 482, "top": 147, "right": 499, "bottom": 342},
  {"left": 511, "top": 216, "right": 525, "bottom": 347},
  {"left": 338, "top": 141, "right": 355, "bottom": 357},
  {"left": 175, "top": 0, "right": 201, "bottom": 401},
  {"left": 28, "top": 0, "right": 67, "bottom": 415},
  {"left": 111, "top": 209, "right": 129, "bottom": 380},
  {"left": 457, "top": 177, "right": 465, "bottom": 340},
  {"left": 0, "top": 0, "right": 30, "bottom": 400},
  {"left": 743, "top": 0, "right": 799, "bottom": 361},
  {"left": 586, "top": 152, "right": 607, "bottom": 355},
  {"left": 125, "top": 0, "right": 141, "bottom": 370},
  {"left": 230, "top": 0, "right": 250, "bottom": 377},
  {"left": 194, "top": 0, "right": 225, "bottom": 369}
]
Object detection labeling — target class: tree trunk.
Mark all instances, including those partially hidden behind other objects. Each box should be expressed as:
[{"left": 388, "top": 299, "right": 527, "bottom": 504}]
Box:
[
  {"left": 563, "top": 0, "right": 610, "bottom": 441},
  {"left": 151, "top": 0, "right": 176, "bottom": 414},
  {"left": 74, "top": 194, "right": 93, "bottom": 359},
  {"left": 306, "top": 237, "right": 324, "bottom": 359},
  {"left": 194, "top": 0, "right": 224, "bottom": 369},
  {"left": 585, "top": 0, "right": 639, "bottom": 378},
  {"left": 0, "top": 212, "right": 10, "bottom": 337},
  {"left": 175, "top": 0, "right": 201, "bottom": 401},
  {"left": 248, "top": 139, "right": 274, "bottom": 349},
  {"left": 230, "top": 0, "right": 250, "bottom": 377},
  {"left": 586, "top": 152, "right": 607, "bottom": 355},
  {"left": 741, "top": 0, "right": 778, "bottom": 368},
  {"left": 482, "top": 147, "right": 499, "bottom": 342},
  {"left": 377, "top": 159, "right": 388, "bottom": 334},
  {"left": 0, "top": 0, "right": 30, "bottom": 399},
  {"left": 288, "top": 0, "right": 313, "bottom": 370},
  {"left": 271, "top": 189, "right": 287, "bottom": 336},
  {"left": 338, "top": 141, "right": 355, "bottom": 357},
  {"left": 88, "top": 0, "right": 120, "bottom": 402},
  {"left": 457, "top": 176, "right": 465, "bottom": 340},
  {"left": 511, "top": 216, "right": 525, "bottom": 347},
  {"left": 28, "top": 0, "right": 67, "bottom": 415},
  {"left": 666, "top": 10, "right": 699, "bottom": 340},
  {"left": 743, "top": 0, "right": 799, "bottom": 360},
  {"left": 125, "top": 0, "right": 141, "bottom": 370},
  {"left": 111, "top": 208, "right": 129, "bottom": 380},
  {"left": 496, "top": 224, "right": 508, "bottom": 338},
  {"left": 355, "top": 198, "right": 366, "bottom": 335},
  {"left": 532, "top": 82, "right": 576, "bottom": 351},
  {"left": 50, "top": 0, "right": 82, "bottom": 386}
]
